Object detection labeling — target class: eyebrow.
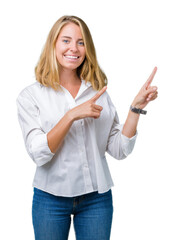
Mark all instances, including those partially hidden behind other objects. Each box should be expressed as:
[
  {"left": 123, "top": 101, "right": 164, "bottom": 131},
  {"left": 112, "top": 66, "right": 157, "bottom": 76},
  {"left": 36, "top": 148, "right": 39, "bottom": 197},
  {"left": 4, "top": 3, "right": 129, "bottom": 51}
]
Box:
[{"left": 61, "top": 36, "right": 83, "bottom": 41}]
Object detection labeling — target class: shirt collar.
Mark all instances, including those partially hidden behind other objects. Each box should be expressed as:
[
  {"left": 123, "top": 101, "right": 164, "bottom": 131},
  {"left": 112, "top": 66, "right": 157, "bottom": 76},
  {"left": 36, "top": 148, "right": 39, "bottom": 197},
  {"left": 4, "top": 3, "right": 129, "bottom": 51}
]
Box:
[
  {"left": 60, "top": 79, "right": 92, "bottom": 101},
  {"left": 75, "top": 79, "right": 92, "bottom": 100}
]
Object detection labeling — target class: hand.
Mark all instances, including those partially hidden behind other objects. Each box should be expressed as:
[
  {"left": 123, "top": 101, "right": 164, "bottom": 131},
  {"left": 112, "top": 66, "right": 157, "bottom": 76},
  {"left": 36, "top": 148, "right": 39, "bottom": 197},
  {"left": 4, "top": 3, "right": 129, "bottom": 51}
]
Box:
[
  {"left": 132, "top": 67, "right": 158, "bottom": 109},
  {"left": 68, "top": 86, "right": 107, "bottom": 121}
]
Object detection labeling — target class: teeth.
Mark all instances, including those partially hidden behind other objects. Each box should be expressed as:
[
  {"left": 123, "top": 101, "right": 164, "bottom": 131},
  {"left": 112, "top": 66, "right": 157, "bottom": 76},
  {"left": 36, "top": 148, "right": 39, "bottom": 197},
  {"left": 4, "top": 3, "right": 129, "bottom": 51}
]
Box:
[{"left": 65, "top": 55, "right": 79, "bottom": 59}]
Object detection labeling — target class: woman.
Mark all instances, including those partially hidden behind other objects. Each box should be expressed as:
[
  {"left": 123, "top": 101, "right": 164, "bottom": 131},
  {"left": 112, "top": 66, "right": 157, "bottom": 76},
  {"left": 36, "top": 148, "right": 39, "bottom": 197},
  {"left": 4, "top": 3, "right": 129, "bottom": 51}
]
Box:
[{"left": 16, "top": 15, "right": 158, "bottom": 240}]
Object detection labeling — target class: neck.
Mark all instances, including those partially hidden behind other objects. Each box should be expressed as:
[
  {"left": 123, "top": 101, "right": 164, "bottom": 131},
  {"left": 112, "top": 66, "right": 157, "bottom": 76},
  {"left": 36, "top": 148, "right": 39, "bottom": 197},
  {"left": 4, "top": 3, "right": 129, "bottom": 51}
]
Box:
[{"left": 59, "top": 67, "right": 81, "bottom": 86}]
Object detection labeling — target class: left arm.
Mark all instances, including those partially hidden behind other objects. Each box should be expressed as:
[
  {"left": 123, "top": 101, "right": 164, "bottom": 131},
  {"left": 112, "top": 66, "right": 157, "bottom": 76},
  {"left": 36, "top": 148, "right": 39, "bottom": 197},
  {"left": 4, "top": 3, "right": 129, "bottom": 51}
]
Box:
[{"left": 122, "top": 67, "right": 158, "bottom": 138}]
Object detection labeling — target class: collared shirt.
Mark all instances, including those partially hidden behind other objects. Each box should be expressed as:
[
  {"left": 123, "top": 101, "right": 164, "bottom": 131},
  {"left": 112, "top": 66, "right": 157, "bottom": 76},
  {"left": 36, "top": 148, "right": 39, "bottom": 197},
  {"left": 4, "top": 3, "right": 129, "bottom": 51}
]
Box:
[{"left": 16, "top": 79, "right": 137, "bottom": 197}]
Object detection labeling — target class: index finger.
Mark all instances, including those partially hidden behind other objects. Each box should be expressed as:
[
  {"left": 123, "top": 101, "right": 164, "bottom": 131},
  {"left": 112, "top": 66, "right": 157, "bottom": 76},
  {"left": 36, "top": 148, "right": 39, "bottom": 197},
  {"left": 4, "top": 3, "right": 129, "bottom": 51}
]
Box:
[
  {"left": 144, "top": 66, "right": 157, "bottom": 89},
  {"left": 91, "top": 86, "right": 107, "bottom": 102}
]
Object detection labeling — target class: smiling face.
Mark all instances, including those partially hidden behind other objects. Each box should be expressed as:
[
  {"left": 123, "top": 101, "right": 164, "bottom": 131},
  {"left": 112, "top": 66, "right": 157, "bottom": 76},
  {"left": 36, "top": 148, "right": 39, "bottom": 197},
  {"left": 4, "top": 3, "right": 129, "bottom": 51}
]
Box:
[{"left": 55, "top": 22, "right": 86, "bottom": 72}]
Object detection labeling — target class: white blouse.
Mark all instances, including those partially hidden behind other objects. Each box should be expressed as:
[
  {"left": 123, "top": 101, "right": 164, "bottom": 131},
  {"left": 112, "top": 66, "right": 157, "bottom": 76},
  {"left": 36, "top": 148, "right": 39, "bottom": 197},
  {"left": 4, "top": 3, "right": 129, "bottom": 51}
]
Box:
[{"left": 16, "top": 79, "right": 137, "bottom": 197}]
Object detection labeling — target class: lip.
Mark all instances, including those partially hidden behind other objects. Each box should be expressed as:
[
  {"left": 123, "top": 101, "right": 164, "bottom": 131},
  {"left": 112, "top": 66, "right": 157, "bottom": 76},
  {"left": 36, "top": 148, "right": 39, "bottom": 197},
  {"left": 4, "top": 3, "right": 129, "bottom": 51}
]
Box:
[{"left": 63, "top": 55, "right": 80, "bottom": 61}]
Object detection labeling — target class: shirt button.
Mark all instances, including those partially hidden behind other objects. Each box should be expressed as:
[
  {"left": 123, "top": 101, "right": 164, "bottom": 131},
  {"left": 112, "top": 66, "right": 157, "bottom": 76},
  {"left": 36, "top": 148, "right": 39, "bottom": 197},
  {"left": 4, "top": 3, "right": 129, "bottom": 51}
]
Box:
[{"left": 84, "top": 164, "right": 88, "bottom": 168}]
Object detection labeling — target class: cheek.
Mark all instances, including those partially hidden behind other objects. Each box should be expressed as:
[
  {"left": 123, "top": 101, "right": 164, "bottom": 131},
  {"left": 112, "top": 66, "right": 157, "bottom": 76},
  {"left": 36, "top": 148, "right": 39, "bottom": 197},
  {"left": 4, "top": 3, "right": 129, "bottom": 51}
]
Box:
[
  {"left": 56, "top": 46, "right": 67, "bottom": 63},
  {"left": 81, "top": 49, "right": 86, "bottom": 59},
  {"left": 56, "top": 42, "right": 66, "bottom": 56}
]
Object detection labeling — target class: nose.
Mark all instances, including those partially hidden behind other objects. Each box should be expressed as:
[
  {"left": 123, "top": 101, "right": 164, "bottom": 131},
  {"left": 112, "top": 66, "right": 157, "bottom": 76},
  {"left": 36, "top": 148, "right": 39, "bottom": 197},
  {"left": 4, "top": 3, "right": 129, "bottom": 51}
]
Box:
[{"left": 70, "top": 42, "right": 78, "bottom": 52}]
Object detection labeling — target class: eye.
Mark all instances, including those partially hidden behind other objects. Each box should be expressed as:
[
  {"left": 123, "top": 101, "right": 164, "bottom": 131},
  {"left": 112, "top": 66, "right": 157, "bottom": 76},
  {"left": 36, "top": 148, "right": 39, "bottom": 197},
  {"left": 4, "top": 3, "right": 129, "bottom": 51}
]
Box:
[
  {"left": 63, "top": 39, "right": 69, "bottom": 43},
  {"left": 78, "top": 41, "right": 84, "bottom": 46}
]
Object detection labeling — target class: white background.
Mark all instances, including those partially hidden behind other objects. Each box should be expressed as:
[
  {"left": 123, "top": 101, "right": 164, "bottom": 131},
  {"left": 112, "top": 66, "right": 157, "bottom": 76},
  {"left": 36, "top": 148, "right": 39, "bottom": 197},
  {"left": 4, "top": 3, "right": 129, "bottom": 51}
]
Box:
[{"left": 0, "top": 0, "right": 174, "bottom": 239}]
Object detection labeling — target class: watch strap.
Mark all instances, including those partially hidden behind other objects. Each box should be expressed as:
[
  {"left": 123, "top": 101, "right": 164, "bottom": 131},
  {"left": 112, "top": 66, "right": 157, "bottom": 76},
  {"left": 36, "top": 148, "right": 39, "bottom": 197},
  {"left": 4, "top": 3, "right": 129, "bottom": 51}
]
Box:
[{"left": 130, "top": 105, "right": 147, "bottom": 115}]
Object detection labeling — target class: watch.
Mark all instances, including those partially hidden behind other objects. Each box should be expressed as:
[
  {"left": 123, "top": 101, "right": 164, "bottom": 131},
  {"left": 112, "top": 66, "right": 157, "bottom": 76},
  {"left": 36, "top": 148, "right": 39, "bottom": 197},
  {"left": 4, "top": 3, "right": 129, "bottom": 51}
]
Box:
[{"left": 130, "top": 105, "right": 147, "bottom": 115}]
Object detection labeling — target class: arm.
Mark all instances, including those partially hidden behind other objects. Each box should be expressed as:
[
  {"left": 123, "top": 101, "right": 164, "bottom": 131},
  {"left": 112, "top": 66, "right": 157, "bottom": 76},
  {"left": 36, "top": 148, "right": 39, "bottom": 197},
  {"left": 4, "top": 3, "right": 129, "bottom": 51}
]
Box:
[
  {"left": 16, "top": 91, "right": 55, "bottom": 167},
  {"left": 122, "top": 110, "right": 140, "bottom": 138},
  {"left": 122, "top": 67, "right": 158, "bottom": 138},
  {"left": 47, "top": 86, "right": 107, "bottom": 153},
  {"left": 17, "top": 87, "right": 106, "bottom": 165},
  {"left": 47, "top": 112, "right": 74, "bottom": 153}
]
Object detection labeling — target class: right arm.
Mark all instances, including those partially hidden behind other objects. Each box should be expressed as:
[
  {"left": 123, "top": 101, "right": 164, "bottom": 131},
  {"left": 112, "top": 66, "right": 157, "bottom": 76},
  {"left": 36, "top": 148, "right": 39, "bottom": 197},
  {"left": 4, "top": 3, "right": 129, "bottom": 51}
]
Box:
[
  {"left": 47, "top": 112, "right": 74, "bottom": 154},
  {"left": 47, "top": 86, "right": 107, "bottom": 153}
]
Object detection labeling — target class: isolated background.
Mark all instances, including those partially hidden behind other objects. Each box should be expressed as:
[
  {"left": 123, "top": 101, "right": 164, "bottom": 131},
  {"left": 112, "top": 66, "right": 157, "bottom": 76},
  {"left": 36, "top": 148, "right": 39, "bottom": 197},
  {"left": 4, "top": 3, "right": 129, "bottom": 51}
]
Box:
[{"left": 0, "top": 0, "right": 174, "bottom": 239}]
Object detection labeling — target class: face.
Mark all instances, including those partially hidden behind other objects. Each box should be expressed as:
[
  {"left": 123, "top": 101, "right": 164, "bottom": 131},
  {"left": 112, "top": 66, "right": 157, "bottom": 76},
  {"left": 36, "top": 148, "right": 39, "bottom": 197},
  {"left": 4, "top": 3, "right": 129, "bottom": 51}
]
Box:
[{"left": 55, "top": 22, "right": 86, "bottom": 71}]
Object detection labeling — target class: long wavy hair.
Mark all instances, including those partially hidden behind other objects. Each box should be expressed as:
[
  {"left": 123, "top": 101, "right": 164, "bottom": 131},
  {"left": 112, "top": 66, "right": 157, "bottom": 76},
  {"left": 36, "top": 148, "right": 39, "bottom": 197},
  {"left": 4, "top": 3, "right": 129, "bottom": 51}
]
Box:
[{"left": 35, "top": 15, "right": 107, "bottom": 91}]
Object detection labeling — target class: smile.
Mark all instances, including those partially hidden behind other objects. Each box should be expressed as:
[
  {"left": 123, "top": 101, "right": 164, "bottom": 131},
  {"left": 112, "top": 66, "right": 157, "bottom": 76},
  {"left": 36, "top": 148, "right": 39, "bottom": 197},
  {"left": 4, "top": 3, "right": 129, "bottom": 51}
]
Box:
[{"left": 64, "top": 55, "right": 80, "bottom": 59}]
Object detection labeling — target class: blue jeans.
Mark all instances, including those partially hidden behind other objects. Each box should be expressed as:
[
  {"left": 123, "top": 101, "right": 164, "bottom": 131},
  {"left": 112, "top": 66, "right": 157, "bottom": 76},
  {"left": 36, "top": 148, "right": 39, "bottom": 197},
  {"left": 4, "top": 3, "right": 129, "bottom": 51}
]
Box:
[{"left": 32, "top": 187, "right": 114, "bottom": 240}]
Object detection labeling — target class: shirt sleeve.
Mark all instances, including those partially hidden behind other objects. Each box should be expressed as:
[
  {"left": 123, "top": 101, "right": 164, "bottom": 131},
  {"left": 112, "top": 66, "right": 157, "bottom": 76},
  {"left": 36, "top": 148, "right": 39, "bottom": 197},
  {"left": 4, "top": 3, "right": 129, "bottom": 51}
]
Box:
[
  {"left": 106, "top": 94, "right": 137, "bottom": 160},
  {"left": 16, "top": 89, "right": 55, "bottom": 166}
]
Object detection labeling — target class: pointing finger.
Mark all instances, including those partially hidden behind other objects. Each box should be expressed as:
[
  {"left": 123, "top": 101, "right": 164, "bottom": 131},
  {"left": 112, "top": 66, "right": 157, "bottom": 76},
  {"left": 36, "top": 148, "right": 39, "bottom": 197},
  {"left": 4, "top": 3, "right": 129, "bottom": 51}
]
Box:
[
  {"left": 144, "top": 66, "right": 157, "bottom": 90},
  {"left": 91, "top": 86, "right": 107, "bottom": 102}
]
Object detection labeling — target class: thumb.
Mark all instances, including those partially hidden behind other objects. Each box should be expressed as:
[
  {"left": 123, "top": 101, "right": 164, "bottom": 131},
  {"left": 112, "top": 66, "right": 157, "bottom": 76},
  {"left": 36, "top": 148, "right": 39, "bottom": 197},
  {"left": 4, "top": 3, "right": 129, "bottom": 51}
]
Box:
[{"left": 145, "top": 86, "right": 157, "bottom": 96}]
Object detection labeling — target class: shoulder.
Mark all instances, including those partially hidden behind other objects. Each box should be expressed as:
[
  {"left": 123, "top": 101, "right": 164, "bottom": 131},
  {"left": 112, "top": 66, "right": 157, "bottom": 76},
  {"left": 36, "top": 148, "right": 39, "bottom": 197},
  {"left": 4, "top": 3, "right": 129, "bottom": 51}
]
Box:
[
  {"left": 97, "top": 89, "right": 117, "bottom": 116},
  {"left": 17, "top": 82, "right": 42, "bottom": 97},
  {"left": 16, "top": 82, "right": 55, "bottom": 103}
]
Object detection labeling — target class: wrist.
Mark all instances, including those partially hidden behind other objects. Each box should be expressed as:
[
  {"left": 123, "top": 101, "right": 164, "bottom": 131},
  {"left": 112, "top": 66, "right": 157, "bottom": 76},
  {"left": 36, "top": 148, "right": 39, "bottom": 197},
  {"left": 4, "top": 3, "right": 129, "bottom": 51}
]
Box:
[
  {"left": 131, "top": 100, "right": 141, "bottom": 109},
  {"left": 130, "top": 105, "right": 147, "bottom": 115},
  {"left": 66, "top": 110, "right": 76, "bottom": 123}
]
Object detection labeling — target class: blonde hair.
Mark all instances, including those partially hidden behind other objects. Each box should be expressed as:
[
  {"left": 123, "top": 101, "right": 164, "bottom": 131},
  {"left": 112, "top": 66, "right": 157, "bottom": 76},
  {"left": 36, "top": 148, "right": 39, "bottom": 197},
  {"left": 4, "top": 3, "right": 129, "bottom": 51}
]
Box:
[{"left": 35, "top": 15, "right": 108, "bottom": 91}]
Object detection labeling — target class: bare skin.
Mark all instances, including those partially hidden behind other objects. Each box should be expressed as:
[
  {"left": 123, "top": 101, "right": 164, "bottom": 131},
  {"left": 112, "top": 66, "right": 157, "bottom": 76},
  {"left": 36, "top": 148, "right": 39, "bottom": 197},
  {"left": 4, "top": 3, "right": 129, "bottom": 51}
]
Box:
[
  {"left": 47, "top": 23, "right": 158, "bottom": 153},
  {"left": 47, "top": 68, "right": 158, "bottom": 153},
  {"left": 47, "top": 87, "right": 107, "bottom": 153},
  {"left": 122, "top": 67, "right": 158, "bottom": 138}
]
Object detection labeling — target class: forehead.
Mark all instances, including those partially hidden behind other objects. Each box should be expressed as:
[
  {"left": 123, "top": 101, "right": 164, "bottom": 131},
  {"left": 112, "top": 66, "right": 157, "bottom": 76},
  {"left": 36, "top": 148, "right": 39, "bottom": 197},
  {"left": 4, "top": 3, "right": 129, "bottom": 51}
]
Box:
[{"left": 59, "top": 22, "right": 83, "bottom": 38}]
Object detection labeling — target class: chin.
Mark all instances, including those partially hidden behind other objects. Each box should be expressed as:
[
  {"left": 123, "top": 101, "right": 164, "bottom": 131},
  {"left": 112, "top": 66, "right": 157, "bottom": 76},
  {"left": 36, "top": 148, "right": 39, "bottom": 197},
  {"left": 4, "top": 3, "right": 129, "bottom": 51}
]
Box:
[{"left": 63, "top": 63, "right": 82, "bottom": 71}]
